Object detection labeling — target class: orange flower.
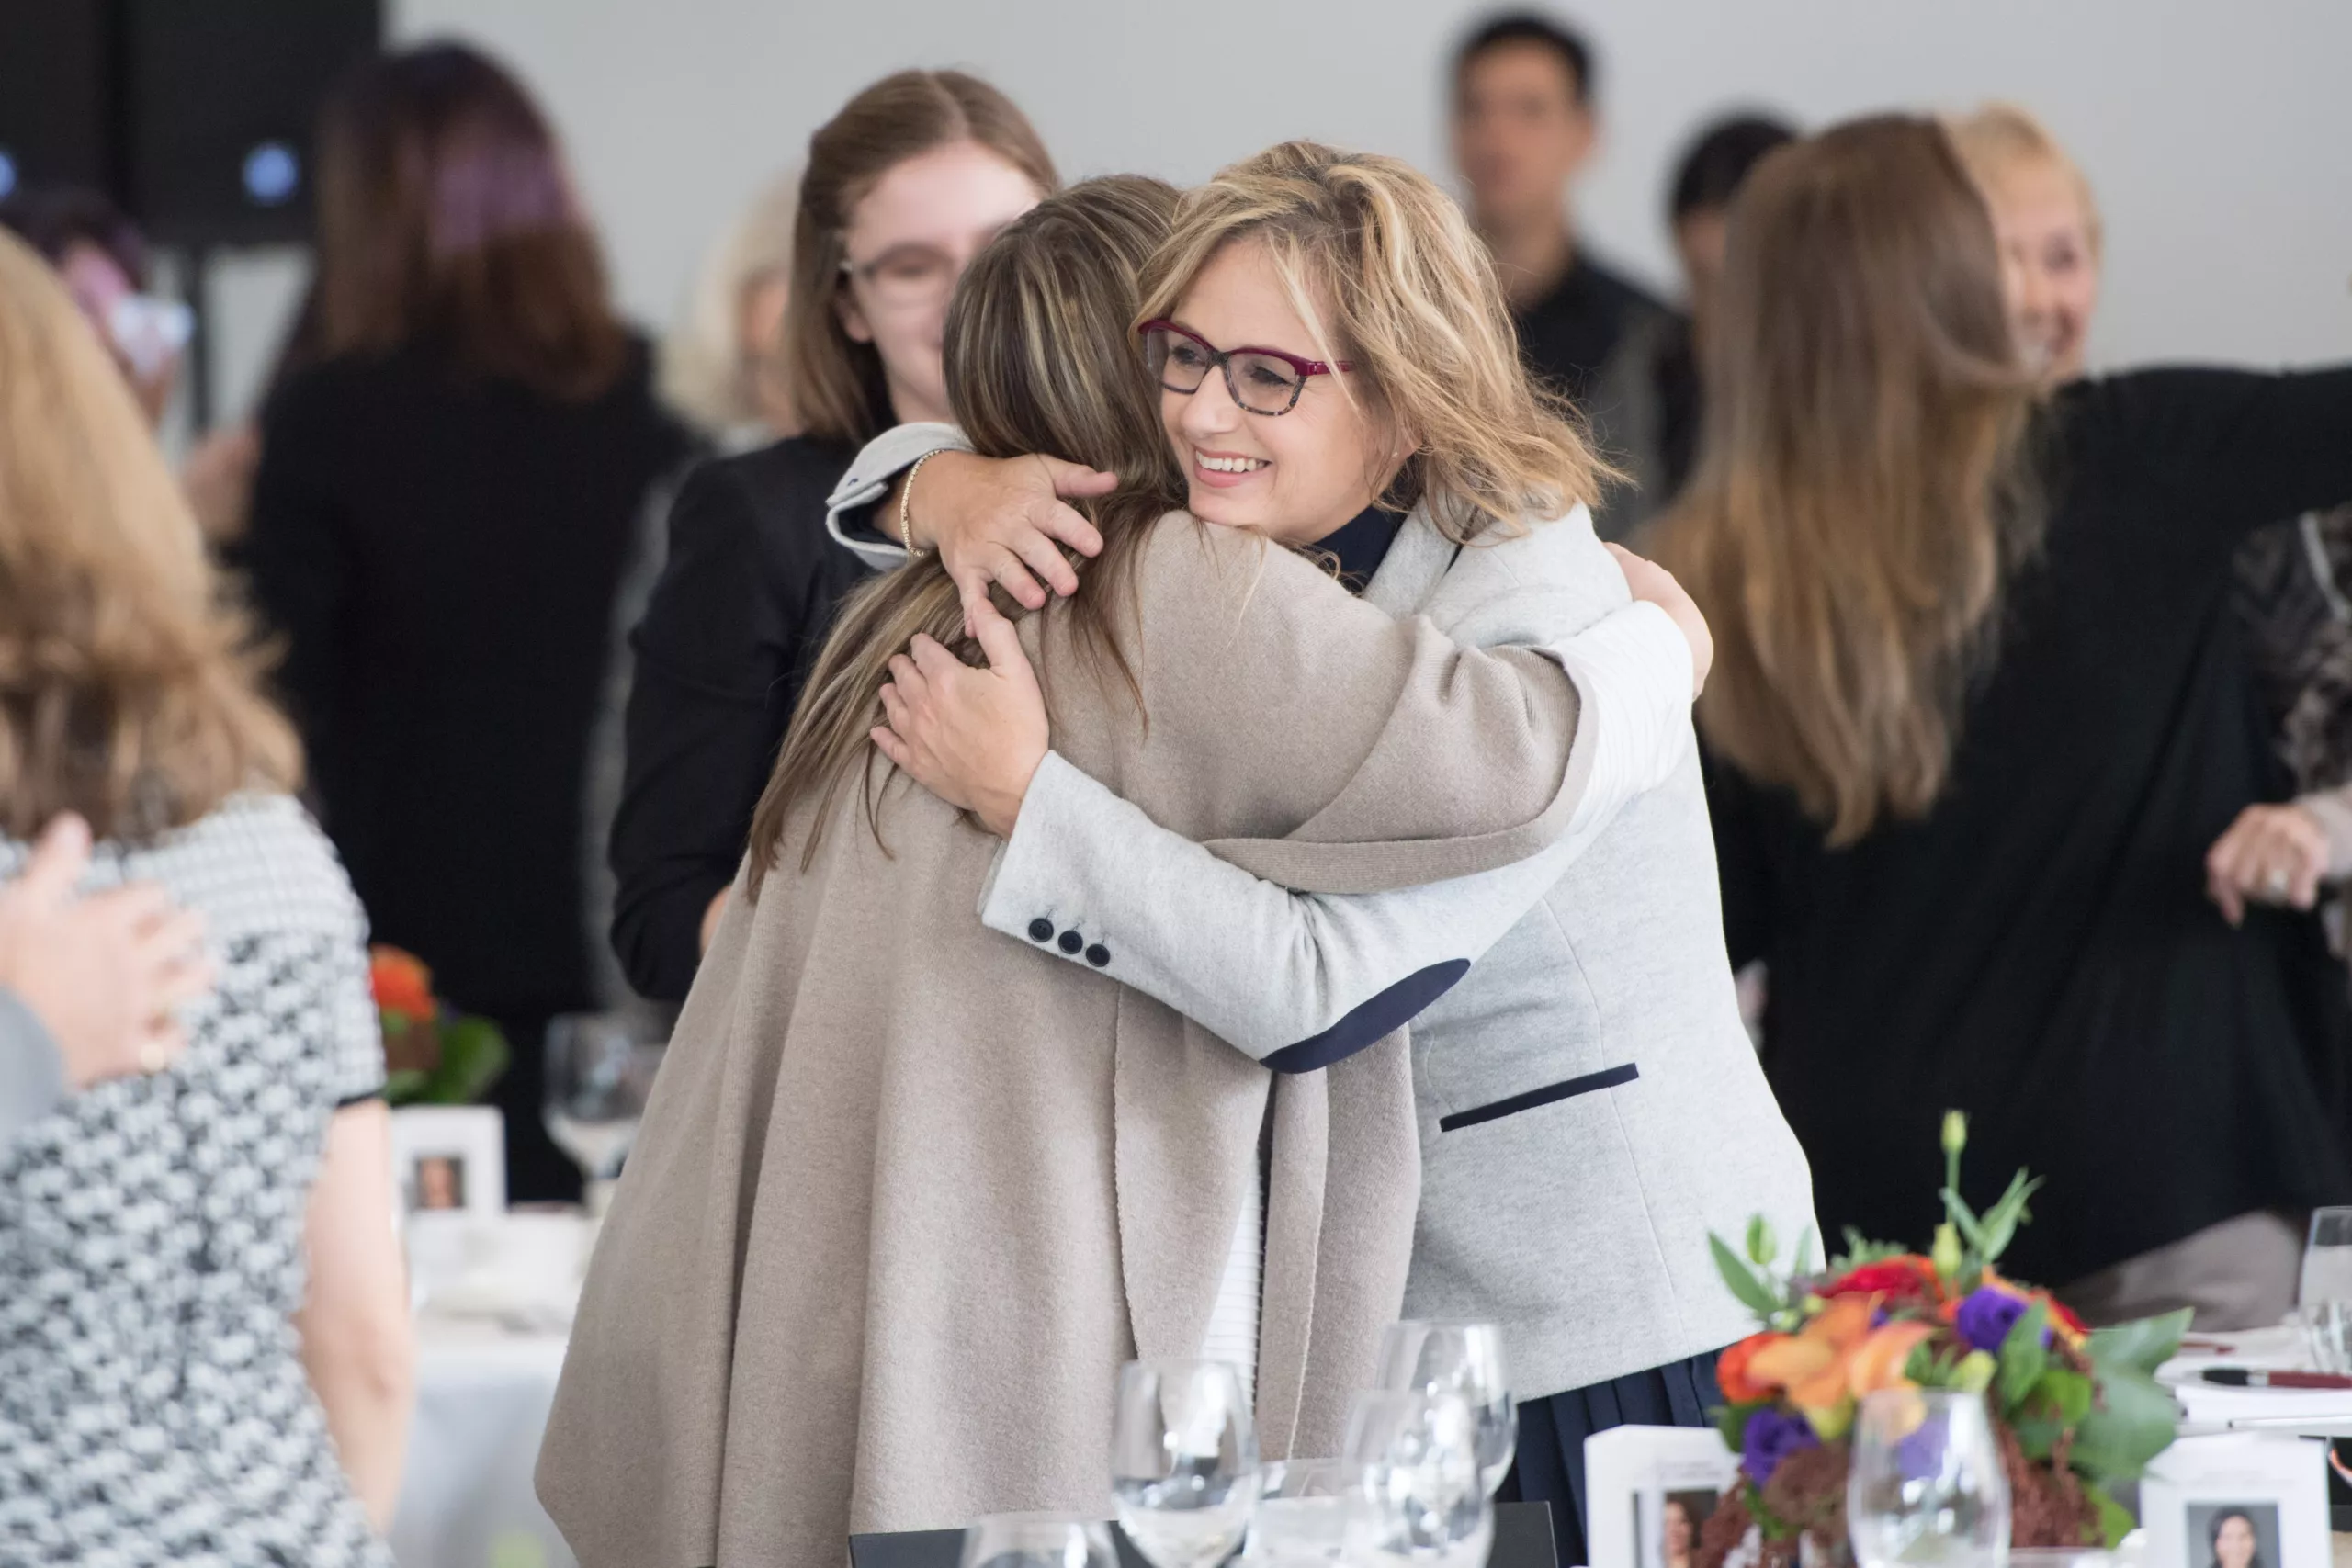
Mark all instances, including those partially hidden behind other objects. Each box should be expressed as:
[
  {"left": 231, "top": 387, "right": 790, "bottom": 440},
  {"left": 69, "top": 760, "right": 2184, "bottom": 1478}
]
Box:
[
  {"left": 1748, "top": 1294, "right": 1877, "bottom": 1437},
  {"left": 369, "top": 945, "right": 435, "bottom": 1021},
  {"left": 1848, "top": 1321, "right": 1938, "bottom": 1398},
  {"left": 1718, "top": 1332, "right": 1785, "bottom": 1404}
]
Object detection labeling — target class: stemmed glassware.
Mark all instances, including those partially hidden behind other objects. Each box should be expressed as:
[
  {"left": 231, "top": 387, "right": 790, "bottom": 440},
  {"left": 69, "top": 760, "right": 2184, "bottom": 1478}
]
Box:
[
  {"left": 1372, "top": 1320, "right": 1516, "bottom": 1498},
  {"left": 1111, "top": 1359, "right": 1260, "bottom": 1568},
  {"left": 1847, "top": 1389, "right": 2011, "bottom": 1568},
  {"left": 1341, "top": 1389, "right": 1494, "bottom": 1567},
  {"left": 962, "top": 1513, "right": 1119, "bottom": 1568}
]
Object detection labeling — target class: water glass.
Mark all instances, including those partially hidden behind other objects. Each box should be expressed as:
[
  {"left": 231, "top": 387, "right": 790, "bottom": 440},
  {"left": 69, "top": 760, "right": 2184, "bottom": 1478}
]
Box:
[
  {"left": 1111, "top": 1359, "right": 1260, "bottom": 1568},
  {"left": 1847, "top": 1389, "right": 2010, "bottom": 1568},
  {"left": 961, "top": 1513, "right": 1119, "bottom": 1568},
  {"left": 2300, "top": 1207, "right": 2352, "bottom": 1372},
  {"left": 1373, "top": 1320, "right": 1517, "bottom": 1496},
  {"left": 1244, "top": 1458, "right": 1351, "bottom": 1565},
  {"left": 543, "top": 1013, "right": 665, "bottom": 1202},
  {"left": 1342, "top": 1389, "right": 1494, "bottom": 1568}
]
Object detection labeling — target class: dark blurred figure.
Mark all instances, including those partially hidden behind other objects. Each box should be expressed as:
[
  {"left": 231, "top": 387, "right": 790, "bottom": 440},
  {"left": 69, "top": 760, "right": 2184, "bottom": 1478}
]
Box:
[
  {"left": 1646, "top": 113, "right": 1795, "bottom": 506},
  {"left": 0, "top": 186, "right": 184, "bottom": 428},
  {"left": 1450, "top": 12, "right": 1689, "bottom": 536},
  {"left": 240, "top": 41, "right": 694, "bottom": 1203}
]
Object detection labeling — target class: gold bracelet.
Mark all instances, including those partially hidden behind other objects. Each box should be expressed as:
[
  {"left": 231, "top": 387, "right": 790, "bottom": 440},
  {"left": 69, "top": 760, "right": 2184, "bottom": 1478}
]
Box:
[{"left": 899, "top": 451, "right": 940, "bottom": 559}]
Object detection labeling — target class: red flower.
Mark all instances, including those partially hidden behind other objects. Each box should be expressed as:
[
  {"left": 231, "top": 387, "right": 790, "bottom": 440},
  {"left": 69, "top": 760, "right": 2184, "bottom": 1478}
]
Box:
[
  {"left": 1717, "top": 1332, "right": 1785, "bottom": 1404},
  {"left": 1821, "top": 1256, "right": 1942, "bottom": 1305},
  {"left": 369, "top": 945, "right": 435, "bottom": 1021}
]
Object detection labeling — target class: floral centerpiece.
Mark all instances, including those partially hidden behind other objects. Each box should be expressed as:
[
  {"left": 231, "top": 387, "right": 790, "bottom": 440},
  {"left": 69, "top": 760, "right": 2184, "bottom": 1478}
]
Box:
[
  {"left": 1697, "top": 1112, "right": 2187, "bottom": 1568},
  {"left": 370, "top": 945, "right": 510, "bottom": 1107}
]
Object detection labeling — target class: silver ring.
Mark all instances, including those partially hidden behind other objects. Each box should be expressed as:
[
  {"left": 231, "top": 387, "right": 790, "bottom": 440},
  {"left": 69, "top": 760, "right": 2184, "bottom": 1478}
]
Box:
[{"left": 2267, "top": 867, "right": 2291, "bottom": 897}]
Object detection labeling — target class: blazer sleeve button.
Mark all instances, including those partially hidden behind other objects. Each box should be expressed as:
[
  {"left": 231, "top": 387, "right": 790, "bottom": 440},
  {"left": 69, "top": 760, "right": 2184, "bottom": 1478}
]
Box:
[
  {"left": 1057, "top": 931, "right": 1084, "bottom": 955},
  {"left": 1084, "top": 944, "right": 1111, "bottom": 968},
  {"left": 1028, "top": 919, "right": 1055, "bottom": 943}
]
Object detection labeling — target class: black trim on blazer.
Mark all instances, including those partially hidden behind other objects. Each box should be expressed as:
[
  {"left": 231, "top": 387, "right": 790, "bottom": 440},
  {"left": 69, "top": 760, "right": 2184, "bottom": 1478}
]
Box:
[
  {"left": 1261, "top": 959, "right": 1472, "bottom": 1075},
  {"left": 1437, "top": 1062, "right": 1639, "bottom": 1132}
]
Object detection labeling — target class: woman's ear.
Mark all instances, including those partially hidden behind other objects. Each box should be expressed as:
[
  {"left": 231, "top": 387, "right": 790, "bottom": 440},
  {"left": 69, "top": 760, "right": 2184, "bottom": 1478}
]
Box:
[{"left": 837, "top": 282, "right": 875, "bottom": 346}]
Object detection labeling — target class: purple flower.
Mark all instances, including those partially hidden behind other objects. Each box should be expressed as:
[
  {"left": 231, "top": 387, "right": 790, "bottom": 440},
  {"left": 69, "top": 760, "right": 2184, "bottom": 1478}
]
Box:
[
  {"left": 1953, "top": 1287, "right": 2048, "bottom": 1355},
  {"left": 1895, "top": 1418, "right": 1949, "bottom": 1481},
  {"left": 1741, "top": 1407, "right": 1820, "bottom": 1486}
]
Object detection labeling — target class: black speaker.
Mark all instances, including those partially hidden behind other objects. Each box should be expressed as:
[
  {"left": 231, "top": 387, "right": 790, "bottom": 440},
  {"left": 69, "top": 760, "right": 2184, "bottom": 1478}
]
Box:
[{"left": 0, "top": 0, "right": 380, "bottom": 244}]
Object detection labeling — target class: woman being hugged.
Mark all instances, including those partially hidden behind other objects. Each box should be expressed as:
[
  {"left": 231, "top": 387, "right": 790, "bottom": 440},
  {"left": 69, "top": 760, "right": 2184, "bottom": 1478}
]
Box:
[
  {"left": 859, "top": 141, "right": 1813, "bottom": 1567},
  {"left": 539, "top": 173, "right": 1704, "bottom": 1565}
]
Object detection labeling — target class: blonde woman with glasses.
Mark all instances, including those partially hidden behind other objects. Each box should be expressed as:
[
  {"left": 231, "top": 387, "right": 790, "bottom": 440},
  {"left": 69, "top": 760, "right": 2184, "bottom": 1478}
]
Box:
[{"left": 834, "top": 142, "right": 1812, "bottom": 1567}]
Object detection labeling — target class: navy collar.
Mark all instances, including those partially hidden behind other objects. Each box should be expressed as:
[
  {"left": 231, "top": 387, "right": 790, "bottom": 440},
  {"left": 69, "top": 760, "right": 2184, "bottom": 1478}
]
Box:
[{"left": 1314, "top": 503, "right": 1409, "bottom": 594}]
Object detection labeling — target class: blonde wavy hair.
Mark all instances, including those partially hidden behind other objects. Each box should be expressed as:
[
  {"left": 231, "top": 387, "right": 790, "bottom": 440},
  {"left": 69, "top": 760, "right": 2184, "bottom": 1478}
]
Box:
[
  {"left": 1136, "top": 141, "right": 1612, "bottom": 544},
  {"left": 0, "top": 231, "right": 300, "bottom": 840},
  {"left": 1947, "top": 103, "right": 2103, "bottom": 261}
]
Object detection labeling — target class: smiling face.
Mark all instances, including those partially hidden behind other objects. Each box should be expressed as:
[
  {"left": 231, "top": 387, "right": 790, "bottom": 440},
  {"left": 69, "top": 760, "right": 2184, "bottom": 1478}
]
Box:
[
  {"left": 2215, "top": 1516, "right": 2257, "bottom": 1568},
  {"left": 1983, "top": 156, "right": 2100, "bottom": 383},
  {"left": 1158, "top": 237, "right": 1396, "bottom": 547},
  {"left": 836, "top": 140, "right": 1044, "bottom": 424}
]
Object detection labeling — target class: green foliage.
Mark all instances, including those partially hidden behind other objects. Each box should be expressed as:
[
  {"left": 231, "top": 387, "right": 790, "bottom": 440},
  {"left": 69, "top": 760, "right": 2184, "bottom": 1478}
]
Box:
[
  {"left": 1995, "top": 1299, "right": 2052, "bottom": 1409},
  {"left": 2074, "top": 1308, "right": 2192, "bottom": 1480},
  {"left": 385, "top": 1014, "right": 511, "bottom": 1107},
  {"left": 1716, "top": 1400, "right": 1768, "bottom": 1454},
  {"left": 2084, "top": 1483, "right": 2138, "bottom": 1550},
  {"left": 1712, "top": 1234, "right": 1785, "bottom": 1317}
]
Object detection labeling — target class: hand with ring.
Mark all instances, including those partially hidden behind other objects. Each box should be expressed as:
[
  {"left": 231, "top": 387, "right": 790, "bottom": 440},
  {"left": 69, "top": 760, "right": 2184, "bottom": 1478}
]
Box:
[
  {"left": 0, "top": 814, "right": 211, "bottom": 1089},
  {"left": 2205, "top": 800, "right": 2332, "bottom": 927}
]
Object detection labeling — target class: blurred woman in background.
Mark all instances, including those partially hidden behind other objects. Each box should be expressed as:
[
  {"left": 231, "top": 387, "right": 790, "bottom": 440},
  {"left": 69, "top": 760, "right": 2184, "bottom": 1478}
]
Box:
[
  {"left": 1953, "top": 103, "right": 2352, "bottom": 949},
  {"left": 607, "top": 69, "right": 1054, "bottom": 1003},
  {"left": 240, "top": 41, "right": 693, "bottom": 1202},
  {"left": 660, "top": 168, "right": 801, "bottom": 447},
  {"left": 1662, "top": 116, "right": 2352, "bottom": 1327},
  {"left": 0, "top": 228, "right": 411, "bottom": 1562}
]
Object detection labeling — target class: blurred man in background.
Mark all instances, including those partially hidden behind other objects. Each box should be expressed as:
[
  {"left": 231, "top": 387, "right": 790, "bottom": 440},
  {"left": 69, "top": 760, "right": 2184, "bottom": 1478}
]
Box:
[{"left": 1451, "top": 12, "right": 1689, "bottom": 536}]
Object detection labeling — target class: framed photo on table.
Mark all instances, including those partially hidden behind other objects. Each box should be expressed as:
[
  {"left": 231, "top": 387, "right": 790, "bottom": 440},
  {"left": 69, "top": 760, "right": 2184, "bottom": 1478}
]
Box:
[
  {"left": 2143, "top": 1433, "right": 2330, "bottom": 1568},
  {"left": 388, "top": 1105, "right": 505, "bottom": 1220},
  {"left": 1584, "top": 1425, "right": 1741, "bottom": 1568}
]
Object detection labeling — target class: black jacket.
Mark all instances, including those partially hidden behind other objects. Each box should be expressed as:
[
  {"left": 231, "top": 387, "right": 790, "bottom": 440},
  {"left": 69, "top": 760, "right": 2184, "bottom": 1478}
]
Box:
[
  {"left": 608, "top": 437, "right": 874, "bottom": 1001},
  {"left": 1711, "top": 366, "right": 2352, "bottom": 1283}
]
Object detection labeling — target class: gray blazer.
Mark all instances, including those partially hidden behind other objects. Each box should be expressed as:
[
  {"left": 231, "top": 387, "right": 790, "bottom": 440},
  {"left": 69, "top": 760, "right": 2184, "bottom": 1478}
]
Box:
[{"left": 829, "top": 430, "right": 1816, "bottom": 1400}]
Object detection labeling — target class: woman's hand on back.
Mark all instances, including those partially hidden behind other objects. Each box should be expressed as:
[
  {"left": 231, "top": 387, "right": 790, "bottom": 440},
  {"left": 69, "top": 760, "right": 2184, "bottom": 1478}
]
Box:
[
  {"left": 2205, "top": 801, "right": 2331, "bottom": 927},
  {"left": 873, "top": 600, "right": 1049, "bottom": 838},
  {"left": 1605, "top": 542, "right": 1713, "bottom": 696},
  {"left": 905, "top": 451, "right": 1115, "bottom": 631}
]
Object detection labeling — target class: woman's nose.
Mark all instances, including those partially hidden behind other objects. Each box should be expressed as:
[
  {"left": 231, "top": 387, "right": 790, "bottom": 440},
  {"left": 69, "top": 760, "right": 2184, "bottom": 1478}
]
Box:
[{"left": 1179, "top": 363, "right": 1245, "bottom": 438}]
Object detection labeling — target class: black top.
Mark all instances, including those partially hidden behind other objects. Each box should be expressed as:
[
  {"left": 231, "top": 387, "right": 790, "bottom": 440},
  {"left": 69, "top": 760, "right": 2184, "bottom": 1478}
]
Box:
[
  {"left": 1317, "top": 502, "right": 1408, "bottom": 591},
  {"left": 1709, "top": 367, "right": 2352, "bottom": 1284},
  {"left": 608, "top": 436, "right": 874, "bottom": 1001},
  {"left": 1514, "top": 249, "right": 1671, "bottom": 402},
  {"left": 244, "top": 340, "right": 693, "bottom": 1018}
]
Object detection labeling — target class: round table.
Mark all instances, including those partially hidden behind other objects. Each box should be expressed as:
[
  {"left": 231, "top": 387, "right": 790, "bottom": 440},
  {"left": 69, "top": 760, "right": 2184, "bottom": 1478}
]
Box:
[{"left": 390, "top": 1315, "right": 576, "bottom": 1568}]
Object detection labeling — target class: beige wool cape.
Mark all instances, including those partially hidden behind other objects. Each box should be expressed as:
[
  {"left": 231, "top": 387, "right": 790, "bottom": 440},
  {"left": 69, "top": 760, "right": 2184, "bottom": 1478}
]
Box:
[{"left": 537, "top": 514, "right": 1597, "bottom": 1566}]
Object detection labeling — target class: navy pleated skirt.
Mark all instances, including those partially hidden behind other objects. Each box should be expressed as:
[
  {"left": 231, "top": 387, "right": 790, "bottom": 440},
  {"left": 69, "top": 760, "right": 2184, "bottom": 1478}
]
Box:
[{"left": 1498, "top": 1348, "right": 1725, "bottom": 1567}]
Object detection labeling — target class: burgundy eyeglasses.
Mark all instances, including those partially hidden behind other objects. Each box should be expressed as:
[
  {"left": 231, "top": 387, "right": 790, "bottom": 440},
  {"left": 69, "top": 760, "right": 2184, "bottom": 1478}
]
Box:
[{"left": 1138, "top": 319, "right": 1353, "bottom": 416}]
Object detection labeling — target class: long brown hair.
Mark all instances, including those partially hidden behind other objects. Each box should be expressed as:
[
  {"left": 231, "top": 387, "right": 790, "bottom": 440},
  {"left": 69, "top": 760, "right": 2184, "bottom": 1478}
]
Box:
[
  {"left": 746, "top": 176, "right": 1182, "bottom": 891},
  {"left": 313, "top": 41, "right": 628, "bottom": 400},
  {"left": 1136, "top": 141, "right": 1612, "bottom": 544},
  {"left": 786, "top": 71, "right": 1057, "bottom": 444},
  {"left": 0, "top": 231, "right": 300, "bottom": 840},
  {"left": 1656, "top": 117, "right": 2041, "bottom": 842}
]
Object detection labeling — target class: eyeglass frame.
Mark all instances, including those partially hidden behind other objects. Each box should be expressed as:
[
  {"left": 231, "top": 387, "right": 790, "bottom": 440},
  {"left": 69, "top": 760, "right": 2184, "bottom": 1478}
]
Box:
[
  {"left": 1137, "top": 318, "right": 1353, "bottom": 416},
  {"left": 837, "top": 243, "right": 961, "bottom": 307}
]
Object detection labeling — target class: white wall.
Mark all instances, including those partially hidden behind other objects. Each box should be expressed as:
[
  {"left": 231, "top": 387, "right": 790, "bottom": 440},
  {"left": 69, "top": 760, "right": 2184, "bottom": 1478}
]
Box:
[{"left": 204, "top": 0, "right": 2352, "bottom": 425}]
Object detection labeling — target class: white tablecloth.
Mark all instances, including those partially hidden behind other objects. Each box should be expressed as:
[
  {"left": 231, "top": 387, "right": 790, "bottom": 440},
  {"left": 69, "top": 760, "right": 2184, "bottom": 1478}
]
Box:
[
  {"left": 2163, "top": 1323, "right": 2352, "bottom": 1435},
  {"left": 390, "top": 1317, "right": 576, "bottom": 1568}
]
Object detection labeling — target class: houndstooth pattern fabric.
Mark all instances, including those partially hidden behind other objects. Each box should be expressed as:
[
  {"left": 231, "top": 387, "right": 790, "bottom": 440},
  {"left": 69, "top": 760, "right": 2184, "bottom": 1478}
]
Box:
[{"left": 0, "top": 793, "right": 391, "bottom": 1567}]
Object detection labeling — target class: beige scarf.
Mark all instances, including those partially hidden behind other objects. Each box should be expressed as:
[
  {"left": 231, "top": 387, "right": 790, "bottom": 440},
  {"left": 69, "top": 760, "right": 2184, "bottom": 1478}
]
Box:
[{"left": 537, "top": 516, "right": 1589, "bottom": 1565}]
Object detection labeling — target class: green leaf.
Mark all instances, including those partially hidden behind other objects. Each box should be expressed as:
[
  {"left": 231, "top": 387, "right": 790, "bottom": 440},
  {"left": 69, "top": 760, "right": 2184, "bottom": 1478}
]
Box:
[
  {"left": 2071, "top": 1360, "right": 2182, "bottom": 1480},
  {"left": 2035, "top": 1367, "right": 2095, "bottom": 1427},
  {"left": 1712, "top": 1233, "right": 1784, "bottom": 1317},
  {"left": 1939, "top": 1186, "right": 1989, "bottom": 1255},
  {"left": 2010, "top": 1413, "right": 2062, "bottom": 1461},
  {"left": 2084, "top": 1483, "right": 2137, "bottom": 1550},
  {"left": 416, "top": 1015, "right": 512, "bottom": 1106},
  {"left": 2088, "top": 1308, "right": 2193, "bottom": 1378},
  {"left": 381, "top": 1068, "right": 430, "bottom": 1106},
  {"left": 1996, "top": 1300, "right": 2052, "bottom": 1410},
  {"left": 1902, "top": 1340, "right": 1938, "bottom": 1384},
  {"left": 1974, "top": 1171, "right": 2044, "bottom": 1263},
  {"left": 1792, "top": 1224, "right": 1817, "bottom": 1272},
  {"left": 1747, "top": 1214, "right": 1779, "bottom": 1269}
]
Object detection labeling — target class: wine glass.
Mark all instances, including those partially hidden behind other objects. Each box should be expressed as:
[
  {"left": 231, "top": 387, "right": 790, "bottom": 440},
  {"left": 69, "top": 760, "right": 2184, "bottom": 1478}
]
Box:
[
  {"left": 1373, "top": 1320, "right": 1516, "bottom": 1496},
  {"left": 1847, "top": 1389, "right": 2010, "bottom": 1568},
  {"left": 543, "top": 1013, "right": 665, "bottom": 1212},
  {"left": 2300, "top": 1207, "right": 2352, "bottom": 1372},
  {"left": 1341, "top": 1389, "right": 1493, "bottom": 1568},
  {"left": 1111, "top": 1359, "right": 1260, "bottom": 1568},
  {"left": 961, "top": 1513, "right": 1119, "bottom": 1568},
  {"left": 1244, "top": 1458, "right": 1351, "bottom": 1565}
]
